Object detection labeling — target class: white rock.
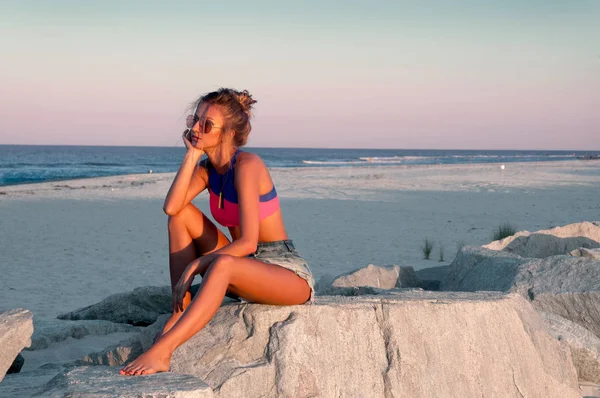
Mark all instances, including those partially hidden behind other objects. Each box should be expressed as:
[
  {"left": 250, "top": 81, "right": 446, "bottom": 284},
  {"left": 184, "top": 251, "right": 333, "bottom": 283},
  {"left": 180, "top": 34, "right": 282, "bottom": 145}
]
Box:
[
  {"left": 489, "top": 233, "right": 599, "bottom": 258},
  {"left": 0, "top": 363, "right": 67, "bottom": 397},
  {"left": 318, "top": 264, "right": 421, "bottom": 295},
  {"left": 57, "top": 286, "right": 172, "bottom": 326},
  {"left": 0, "top": 309, "right": 33, "bottom": 382},
  {"left": 29, "top": 317, "right": 138, "bottom": 350},
  {"left": 79, "top": 334, "right": 144, "bottom": 367},
  {"left": 81, "top": 314, "right": 171, "bottom": 367},
  {"left": 540, "top": 311, "right": 600, "bottom": 383},
  {"left": 443, "top": 245, "right": 600, "bottom": 339},
  {"left": 21, "top": 331, "right": 139, "bottom": 372},
  {"left": 580, "top": 381, "right": 600, "bottom": 397},
  {"left": 571, "top": 247, "right": 600, "bottom": 260},
  {"left": 56, "top": 284, "right": 233, "bottom": 326},
  {"left": 161, "top": 292, "right": 580, "bottom": 397},
  {"left": 442, "top": 246, "right": 528, "bottom": 292},
  {"left": 484, "top": 221, "right": 600, "bottom": 257},
  {"left": 39, "top": 365, "right": 213, "bottom": 397}
]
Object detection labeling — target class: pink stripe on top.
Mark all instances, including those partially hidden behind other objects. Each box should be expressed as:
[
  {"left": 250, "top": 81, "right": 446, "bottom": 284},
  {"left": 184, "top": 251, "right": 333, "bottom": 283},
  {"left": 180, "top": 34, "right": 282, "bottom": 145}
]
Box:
[
  {"left": 209, "top": 190, "right": 280, "bottom": 227},
  {"left": 207, "top": 150, "right": 281, "bottom": 228}
]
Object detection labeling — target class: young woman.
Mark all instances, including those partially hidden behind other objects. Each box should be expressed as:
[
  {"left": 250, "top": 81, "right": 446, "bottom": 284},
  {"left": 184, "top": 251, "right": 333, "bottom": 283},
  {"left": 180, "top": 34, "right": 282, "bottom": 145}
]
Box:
[{"left": 120, "top": 88, "right": 315, "bottom": 376}]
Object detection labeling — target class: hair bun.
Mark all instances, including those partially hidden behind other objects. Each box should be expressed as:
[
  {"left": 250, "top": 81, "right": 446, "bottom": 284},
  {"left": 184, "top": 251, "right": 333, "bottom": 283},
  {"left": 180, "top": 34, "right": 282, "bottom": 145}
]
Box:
[{"left": 234, "top": 90, "right": 257, "bottom": 118}]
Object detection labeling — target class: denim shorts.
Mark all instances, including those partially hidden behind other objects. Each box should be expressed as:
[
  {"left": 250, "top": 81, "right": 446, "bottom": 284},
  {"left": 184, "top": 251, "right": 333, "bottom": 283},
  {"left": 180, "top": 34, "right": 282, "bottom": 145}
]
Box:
[{"left": 248, "top": 239, "right": 315, "bottom": 304}]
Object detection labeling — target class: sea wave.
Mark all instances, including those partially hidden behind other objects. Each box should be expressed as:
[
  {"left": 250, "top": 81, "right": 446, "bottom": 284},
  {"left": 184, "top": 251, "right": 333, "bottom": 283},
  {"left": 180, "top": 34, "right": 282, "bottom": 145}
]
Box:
[
  {"left": 303, "top": 158, "right": 403, "bottom": 165},
  {"left": 451, "top": 155, "right": 501, "bottom": 159},
  {"left": 302, "top": 160, "right": 364, "bottom": 165},
  {"left": 82, "top": 162, "right": 127, "bottom": 167},
  {"left": 359, "top": 156, "right": 401, "bottom": 161}
]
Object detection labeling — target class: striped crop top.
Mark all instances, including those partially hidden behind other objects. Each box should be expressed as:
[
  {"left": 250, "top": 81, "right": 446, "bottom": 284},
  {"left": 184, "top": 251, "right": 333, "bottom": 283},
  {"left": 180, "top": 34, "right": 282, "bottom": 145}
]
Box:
[{"left": 207, "top": 149, "right": 280, "bottom": 227}]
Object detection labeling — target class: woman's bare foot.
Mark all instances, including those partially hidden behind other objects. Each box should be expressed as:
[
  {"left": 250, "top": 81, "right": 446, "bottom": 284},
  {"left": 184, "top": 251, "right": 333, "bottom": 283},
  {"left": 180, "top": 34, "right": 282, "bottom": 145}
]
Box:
[{"left": 119, "top": 344, "right": 172, "bottom": 376}]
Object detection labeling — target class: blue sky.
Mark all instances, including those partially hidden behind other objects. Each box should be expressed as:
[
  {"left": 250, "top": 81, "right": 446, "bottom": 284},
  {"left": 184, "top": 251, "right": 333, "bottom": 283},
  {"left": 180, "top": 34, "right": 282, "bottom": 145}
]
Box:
[{"left": 1, "top": 1, "right": 598, "bottom": 149}]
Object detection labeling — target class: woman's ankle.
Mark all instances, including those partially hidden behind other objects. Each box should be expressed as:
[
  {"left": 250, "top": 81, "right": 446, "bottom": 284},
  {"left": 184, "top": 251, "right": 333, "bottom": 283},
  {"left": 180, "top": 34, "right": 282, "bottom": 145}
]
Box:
[
  {"left": 161, "top": 311, "right": 184, "bottom": 331},
  {"left": 155, "top": 311, "right": 184, "bottom": 343}
]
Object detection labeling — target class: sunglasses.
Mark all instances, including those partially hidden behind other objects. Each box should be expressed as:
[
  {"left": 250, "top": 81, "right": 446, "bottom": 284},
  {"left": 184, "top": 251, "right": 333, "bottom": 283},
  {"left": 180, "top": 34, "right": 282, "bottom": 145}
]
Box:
[{"left": 185, "top": 114, "right": 223, "bottom": 134}]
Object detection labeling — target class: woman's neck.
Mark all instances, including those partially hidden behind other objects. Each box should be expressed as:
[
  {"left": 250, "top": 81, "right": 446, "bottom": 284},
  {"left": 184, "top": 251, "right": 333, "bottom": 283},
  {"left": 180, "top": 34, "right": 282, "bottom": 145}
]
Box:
[{"left": 205, "top": 145, "right": 236, "bottom": 174}]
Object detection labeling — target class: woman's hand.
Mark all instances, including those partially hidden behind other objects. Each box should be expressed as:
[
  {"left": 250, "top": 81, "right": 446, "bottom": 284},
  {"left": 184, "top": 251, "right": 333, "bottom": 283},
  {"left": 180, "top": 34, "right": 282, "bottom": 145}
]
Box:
[
  {"left": 182, "top": 130, "right": 205, "bottom": 161},
  {"left": 172, "top": 258, "right": 201, "bottom": 312}
]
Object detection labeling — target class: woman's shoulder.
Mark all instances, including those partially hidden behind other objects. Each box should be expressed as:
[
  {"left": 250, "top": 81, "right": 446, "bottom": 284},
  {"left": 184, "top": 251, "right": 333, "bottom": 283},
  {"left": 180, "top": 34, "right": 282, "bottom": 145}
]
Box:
[{"left": 235, "top": 150, "right": 265, "bottom": 170}]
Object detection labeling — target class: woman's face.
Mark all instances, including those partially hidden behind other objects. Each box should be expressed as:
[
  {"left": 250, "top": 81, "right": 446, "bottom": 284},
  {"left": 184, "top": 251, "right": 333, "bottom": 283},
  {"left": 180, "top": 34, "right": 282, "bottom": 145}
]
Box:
[{"left": 190, "top": 103, "right": 227, "bottom": 150}]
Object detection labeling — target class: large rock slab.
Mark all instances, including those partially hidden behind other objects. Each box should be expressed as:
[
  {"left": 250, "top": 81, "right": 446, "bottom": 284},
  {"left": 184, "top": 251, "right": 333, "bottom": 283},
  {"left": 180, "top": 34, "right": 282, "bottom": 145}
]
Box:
[
  {"left": 156, "top": 291, "right": 579, "bottom": 398},
  {"left": 443, "top": 246, "right": 600, "bottom": 339},
  {"left": 540, "top": 311, "right": 600, "bottom": 383},
  {"left": 484, "top": 221, "right": 600, "bottom": 258},
  {"left": 0, "top": 309, "right": 34, "bottom": 382},
  {"left": 39, "top": 365, "right": 214, "bottom": 397}
]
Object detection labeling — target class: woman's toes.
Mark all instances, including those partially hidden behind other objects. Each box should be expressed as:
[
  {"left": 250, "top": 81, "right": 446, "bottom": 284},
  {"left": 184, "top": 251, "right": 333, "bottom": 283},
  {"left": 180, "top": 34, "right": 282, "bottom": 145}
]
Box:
[{"left": 123, "top": 363, "right": 141, "bottom": 376}]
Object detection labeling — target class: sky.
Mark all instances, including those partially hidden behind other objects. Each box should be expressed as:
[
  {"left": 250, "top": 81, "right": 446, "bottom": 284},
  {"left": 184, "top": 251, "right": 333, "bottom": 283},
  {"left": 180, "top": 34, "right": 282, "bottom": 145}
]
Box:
[{"left": 1, "top": 1, "right": 598, "bottom": 150}]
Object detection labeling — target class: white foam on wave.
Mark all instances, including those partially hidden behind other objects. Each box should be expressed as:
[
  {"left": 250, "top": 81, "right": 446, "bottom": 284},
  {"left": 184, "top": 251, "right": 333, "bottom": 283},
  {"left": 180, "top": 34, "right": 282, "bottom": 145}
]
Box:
[
  {"left": 398, "top": 156, "right": 428, "bottom": 161},
  {"left": 359, "top": 156, "right": 401, "bottom": 161},
  {"left": 302, "top": 160, "right": 364, "bottom": 165},
  {"left": 302, "top": 159, "right": 403, "bottom": 165},
  {"left": 300, "top": 153, "right": 578, "bottom": 167},
  {"left": 451, "top": 155, "right": 501, "bottom": 159},
  {"left": 511, "top": 154, "right": 576, "bottom": 158}
]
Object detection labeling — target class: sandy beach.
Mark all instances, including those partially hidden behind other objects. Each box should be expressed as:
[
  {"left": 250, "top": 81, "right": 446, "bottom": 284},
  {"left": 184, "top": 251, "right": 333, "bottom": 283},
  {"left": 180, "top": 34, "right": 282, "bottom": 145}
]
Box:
[{"left": 1, "top": 159, "right": 599, "bottom": 321}]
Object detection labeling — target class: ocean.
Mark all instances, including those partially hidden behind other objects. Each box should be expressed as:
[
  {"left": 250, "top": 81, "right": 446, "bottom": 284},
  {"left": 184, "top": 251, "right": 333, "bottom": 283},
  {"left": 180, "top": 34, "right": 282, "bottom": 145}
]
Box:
[{"left": 1, "top": 145, "right": 598, "bottom": 187}]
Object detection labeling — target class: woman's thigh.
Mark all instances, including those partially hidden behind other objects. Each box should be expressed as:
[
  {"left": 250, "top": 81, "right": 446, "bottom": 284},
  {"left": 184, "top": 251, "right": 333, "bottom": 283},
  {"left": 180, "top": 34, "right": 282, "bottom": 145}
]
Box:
[
  {"left": 216, "top": 256, "right": 311, "bottom": 305},
  {"left": 171, "top": 203, "right": 231, "bottom": 256}
]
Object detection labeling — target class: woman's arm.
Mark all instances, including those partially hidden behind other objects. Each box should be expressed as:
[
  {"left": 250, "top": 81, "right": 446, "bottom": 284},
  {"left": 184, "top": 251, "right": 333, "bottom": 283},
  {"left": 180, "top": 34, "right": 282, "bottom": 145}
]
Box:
[{"left": 163, "top": 150, "right": 207, "bottom": 216}]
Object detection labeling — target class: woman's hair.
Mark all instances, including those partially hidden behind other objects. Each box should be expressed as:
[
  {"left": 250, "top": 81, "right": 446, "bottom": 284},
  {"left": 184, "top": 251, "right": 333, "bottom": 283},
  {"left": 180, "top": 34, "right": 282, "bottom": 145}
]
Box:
[{"left": 193, "top": 88, "right": 257, "bottom": 146}]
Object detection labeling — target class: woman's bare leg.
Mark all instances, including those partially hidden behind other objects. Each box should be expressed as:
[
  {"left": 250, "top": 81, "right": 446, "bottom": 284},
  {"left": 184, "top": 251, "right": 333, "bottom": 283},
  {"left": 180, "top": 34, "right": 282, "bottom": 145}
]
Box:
[
  {"left": 120, "top": 254, "right": 310, "bottom": 376},
  {"left": 159, "top": 203, "right": 230, "bottom": 338}
]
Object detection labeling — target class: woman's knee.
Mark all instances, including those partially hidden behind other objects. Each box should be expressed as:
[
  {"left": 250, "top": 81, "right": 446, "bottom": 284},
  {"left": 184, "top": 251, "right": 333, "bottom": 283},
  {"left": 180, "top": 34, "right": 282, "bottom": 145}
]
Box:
[
  {"left": 206, "top": 255, "right": 234, "bottom": 279},
  {"left": 167, "top": 204, "right": 229, "bottom": 256},
  {"left": 167, "top": 203, "right": 200, "bottom": 223}
]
